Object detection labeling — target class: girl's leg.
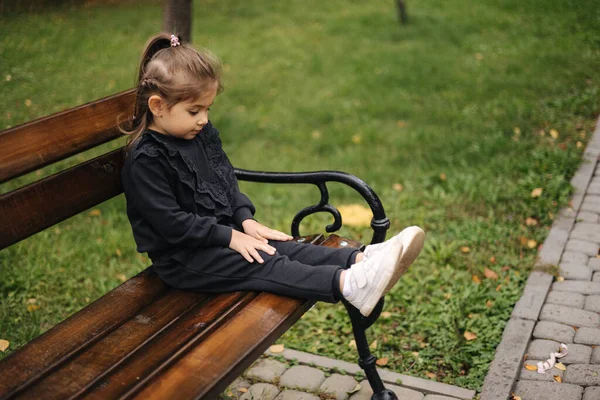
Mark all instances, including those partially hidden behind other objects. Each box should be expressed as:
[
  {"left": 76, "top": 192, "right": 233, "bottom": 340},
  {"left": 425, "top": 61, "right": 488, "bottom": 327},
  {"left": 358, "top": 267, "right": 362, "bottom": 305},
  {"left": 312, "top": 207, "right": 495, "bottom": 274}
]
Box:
[
  {"left": 154, "top": 246, "right": 343, "bottom": 303},
  {"left": 269, "top": 239, "right": 361, "bottom": 269}
]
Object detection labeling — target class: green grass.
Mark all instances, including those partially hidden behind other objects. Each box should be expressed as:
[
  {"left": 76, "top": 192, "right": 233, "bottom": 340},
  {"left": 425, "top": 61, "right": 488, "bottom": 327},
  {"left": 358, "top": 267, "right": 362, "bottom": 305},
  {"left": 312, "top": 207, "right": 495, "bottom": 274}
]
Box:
[{"left": 1, "top": 0, "right": 600, "bottom": 392}]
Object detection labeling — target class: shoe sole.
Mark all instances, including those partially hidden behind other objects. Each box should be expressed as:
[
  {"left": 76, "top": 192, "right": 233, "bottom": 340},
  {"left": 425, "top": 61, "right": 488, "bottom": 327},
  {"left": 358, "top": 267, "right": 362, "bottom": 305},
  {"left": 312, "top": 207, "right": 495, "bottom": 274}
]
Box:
[
  {"left": 385, "top": 226, "right": 425, "bottom": 293},
  {"left": 359, "top": 226, "right": 425, "bottom": 317}
]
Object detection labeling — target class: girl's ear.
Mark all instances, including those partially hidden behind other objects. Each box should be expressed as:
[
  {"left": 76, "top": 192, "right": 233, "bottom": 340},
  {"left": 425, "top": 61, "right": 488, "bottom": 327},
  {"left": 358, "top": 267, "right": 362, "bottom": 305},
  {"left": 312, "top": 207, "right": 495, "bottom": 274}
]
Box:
[{"left": 148, "top": 95, "right": 165, "bottom": 117}]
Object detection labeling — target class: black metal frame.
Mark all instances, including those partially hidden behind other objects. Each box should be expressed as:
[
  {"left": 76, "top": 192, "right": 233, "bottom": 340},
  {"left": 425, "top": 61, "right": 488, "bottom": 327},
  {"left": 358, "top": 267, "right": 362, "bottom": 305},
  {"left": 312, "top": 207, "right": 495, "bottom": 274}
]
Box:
[{"left": 235, "top": 168, "right": 398, "bottom": 400}]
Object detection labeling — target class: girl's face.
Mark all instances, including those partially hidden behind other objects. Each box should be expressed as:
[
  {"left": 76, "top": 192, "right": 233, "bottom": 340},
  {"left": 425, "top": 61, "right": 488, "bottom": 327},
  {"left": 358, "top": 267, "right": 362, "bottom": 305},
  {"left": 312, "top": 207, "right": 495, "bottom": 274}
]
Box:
[{"left": 149, "top": 87, "right": 217, "bottom": 140}]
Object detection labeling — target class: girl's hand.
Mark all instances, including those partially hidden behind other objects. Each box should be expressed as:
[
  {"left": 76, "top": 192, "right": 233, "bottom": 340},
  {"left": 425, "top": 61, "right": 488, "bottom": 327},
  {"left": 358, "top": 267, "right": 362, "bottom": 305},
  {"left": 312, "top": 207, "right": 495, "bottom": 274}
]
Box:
[
  {"left": 229, "top": 229, "right": 277, "bottom": 264},
  {"left": 242, "top": 219, "right": 293, "bottom": 243}
]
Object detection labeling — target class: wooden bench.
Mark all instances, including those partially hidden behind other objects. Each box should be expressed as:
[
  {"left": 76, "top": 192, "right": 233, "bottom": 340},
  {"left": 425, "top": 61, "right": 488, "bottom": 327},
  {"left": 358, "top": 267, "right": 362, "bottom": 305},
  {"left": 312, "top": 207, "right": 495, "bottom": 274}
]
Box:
[{"left": 0, "top": 90, "right": 395, "bottom": 399}]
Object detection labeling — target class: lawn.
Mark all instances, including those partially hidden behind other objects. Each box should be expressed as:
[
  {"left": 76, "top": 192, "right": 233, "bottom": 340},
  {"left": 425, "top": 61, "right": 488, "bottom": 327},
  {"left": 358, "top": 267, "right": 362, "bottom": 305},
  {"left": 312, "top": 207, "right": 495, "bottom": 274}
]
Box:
[{"left": 1, "top": 0, "right": 600, "bottom": 392}]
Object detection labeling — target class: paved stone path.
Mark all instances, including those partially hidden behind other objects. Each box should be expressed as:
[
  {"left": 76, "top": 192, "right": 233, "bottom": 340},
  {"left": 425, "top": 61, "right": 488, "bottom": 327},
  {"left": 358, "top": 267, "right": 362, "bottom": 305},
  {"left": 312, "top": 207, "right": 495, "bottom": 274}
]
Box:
[
  {"left": 481, "top": 117, "right": 600, "bottom": 400},
  {"left": 223, "top": 348, "right": 475, "bottom": 400}
]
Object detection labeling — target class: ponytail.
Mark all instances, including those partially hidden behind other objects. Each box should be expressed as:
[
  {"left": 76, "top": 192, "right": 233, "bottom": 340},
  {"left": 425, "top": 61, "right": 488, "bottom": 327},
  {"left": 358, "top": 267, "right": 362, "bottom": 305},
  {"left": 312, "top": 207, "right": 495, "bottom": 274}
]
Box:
[{"left": 120, "top": 33, "right": 177, "bottom": 151}]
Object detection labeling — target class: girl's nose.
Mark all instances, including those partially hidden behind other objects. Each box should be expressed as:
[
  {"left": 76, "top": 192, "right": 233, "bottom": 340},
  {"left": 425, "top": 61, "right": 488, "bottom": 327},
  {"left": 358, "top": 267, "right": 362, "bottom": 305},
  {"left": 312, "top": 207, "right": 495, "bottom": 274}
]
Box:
[{"left": 198, "top": 112, "right": 208, "bottom": 125}]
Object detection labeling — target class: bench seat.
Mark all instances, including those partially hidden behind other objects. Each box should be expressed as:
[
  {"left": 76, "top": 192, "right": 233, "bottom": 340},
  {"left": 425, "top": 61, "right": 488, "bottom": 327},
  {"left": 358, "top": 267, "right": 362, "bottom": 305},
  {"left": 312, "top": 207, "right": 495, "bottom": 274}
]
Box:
[{"left": 0, "top": 234, "right": 361, "bottom": 400}]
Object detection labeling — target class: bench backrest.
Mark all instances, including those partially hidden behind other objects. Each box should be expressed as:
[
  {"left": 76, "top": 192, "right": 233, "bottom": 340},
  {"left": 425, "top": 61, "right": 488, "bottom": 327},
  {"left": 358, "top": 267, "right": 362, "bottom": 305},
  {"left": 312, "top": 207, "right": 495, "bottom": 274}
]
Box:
[{"left": 0, "top": 90, "right": 135, "bottom": 250}]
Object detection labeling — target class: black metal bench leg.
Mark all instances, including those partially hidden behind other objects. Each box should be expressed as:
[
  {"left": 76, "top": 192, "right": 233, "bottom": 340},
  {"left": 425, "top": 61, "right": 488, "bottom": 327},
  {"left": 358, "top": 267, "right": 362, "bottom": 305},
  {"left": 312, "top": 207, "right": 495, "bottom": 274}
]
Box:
[{"left": 341, "top": 297, "right": 398, "bottom": 400}]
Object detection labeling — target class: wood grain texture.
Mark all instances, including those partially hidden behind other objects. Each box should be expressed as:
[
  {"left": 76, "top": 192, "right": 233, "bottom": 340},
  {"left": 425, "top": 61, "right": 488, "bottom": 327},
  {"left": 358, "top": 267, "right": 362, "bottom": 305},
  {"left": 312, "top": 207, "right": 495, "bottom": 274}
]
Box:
[
  {"left": 0, "top": 229, "right": 360, "bottom": 400},
  {"left": 82, "top": 292, "right": 255, "bottom": 400},
  {"left": 0, "top": 268, "right": 167, "bottom": 399},
  {"left": 0, "top": 90, "right": 134, "bottom": 183},
  {"left": 0, "top": 148, "right": 125, "bottom": 250},
  {"left": 18, "top": 290, "right": 208, "bottom": 400}
]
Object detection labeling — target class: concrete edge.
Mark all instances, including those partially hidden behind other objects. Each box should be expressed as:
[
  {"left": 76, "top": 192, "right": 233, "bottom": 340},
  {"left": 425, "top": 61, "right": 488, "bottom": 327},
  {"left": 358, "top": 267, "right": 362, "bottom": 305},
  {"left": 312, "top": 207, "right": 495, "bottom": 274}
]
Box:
[
  {"left": 480, "top": 115, "right": 600, "bottom": 399},
  {"left": 480, "top": 318, "right": 536, "bottom": 400},
  {"left": 265, "top": 348, "right": 475, "bottom": 399}
]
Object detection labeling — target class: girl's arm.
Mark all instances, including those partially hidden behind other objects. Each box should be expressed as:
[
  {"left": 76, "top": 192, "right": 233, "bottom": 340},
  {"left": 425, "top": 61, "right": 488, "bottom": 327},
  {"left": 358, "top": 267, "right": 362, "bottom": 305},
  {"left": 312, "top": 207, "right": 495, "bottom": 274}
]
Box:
[
  {"left": 128, "top": 156, "right": 232, "bottom": 248},
  {"left": 232, "top": 191, "right": 255, "bottom": 227}
]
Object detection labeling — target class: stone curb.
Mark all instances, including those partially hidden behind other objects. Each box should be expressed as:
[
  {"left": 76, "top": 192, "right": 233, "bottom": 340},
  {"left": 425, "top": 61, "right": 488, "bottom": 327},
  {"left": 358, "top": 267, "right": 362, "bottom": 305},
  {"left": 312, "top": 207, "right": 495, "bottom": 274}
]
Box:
[
  {"left": 480, "top": 116, "right": 600, "bottom": 400},
  {"left": 265, "top": 348, "right": 475, "bottom": 399}
]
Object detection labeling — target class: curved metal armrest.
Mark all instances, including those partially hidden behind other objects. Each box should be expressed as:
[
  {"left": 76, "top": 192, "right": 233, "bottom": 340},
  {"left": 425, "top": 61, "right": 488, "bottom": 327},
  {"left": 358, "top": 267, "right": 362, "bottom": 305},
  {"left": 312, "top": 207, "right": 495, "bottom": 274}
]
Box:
[{"left": 234, "top": 168, "right": 390, "bottom": 245}]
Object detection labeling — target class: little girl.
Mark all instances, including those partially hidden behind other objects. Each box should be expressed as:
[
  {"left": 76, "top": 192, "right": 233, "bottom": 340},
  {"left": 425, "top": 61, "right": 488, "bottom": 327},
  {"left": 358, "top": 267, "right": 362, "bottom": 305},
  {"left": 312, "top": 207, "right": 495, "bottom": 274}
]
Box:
[{"left": 121, "top": 33, "right": 425, "bottom": 317}]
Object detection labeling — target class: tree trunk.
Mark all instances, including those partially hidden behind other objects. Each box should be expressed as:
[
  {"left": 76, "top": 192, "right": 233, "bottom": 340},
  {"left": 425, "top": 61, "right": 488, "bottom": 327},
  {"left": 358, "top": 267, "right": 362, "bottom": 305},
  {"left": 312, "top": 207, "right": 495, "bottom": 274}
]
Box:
[
  {"left": 164, "top": 0, "right": 193, "bottom": 43},
  {"left": 396, "top": 0, "right": 408, "bottom": 25}
]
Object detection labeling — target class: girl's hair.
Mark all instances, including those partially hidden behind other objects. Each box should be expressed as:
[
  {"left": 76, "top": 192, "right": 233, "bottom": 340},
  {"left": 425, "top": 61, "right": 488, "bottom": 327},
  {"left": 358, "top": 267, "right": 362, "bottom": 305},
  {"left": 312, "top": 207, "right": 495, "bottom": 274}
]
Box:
[{"left": 121, "top": 33, "right": 223, "bottom": 149}]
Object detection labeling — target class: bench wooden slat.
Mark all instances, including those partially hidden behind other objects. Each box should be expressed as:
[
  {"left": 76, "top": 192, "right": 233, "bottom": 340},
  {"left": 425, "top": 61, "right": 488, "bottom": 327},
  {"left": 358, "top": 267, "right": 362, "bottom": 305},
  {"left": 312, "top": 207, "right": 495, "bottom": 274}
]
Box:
[
  {"left": 0, "top": 90, "right": 133, "bottom": 183},
  {"left": 0, "top": 149, "right": 125, "bottom": 250},
  {"left": 17, "top": 290, "right": 209, "bottom": 399},
  {"left": 0, "top": 268, "right": 167, "bottom": 398},
  {"left": 80, "top": 292, "right": 254, "bottom": 400},
  {"left": 132, "top": 292, "right": 310, "bottom": 400},
  {"left": 129, "top": 235, "right": 345, "bottom": 400}
]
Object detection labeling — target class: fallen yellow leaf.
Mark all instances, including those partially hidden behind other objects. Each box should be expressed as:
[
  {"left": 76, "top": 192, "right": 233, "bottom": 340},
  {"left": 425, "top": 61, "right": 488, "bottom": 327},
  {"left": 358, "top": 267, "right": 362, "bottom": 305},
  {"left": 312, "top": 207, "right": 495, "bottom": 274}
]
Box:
[
  {"left": 554, "top": 375, "right": 562, "bottom": 383},
  {"left": 369, "top": 340, "right": 378, "bottom": 350},
  {"left": 531, "top": 188, "right": 543, "bottom": 198},
  {"left": 348, "top": 340, "right": 357, "bottom": 349},
  {"left": 549, "top": 129, "right": 559, "bottom": 139},
  {"left": 0, "top": 339, "right": 9, "bottom": 352},
  {"left": 376, "top": 357, "right": 389, "bottom": 366},
  {"left": 486, "top": 300, "right": 494, "bottom": 308},
  {"left": 511, "top": 394, "right": 522, "bottom": 400},
  {"left": 555, "top": 362, "right": 566, "bottom": 371},
  {"left": 392, "top": 183, "right": 403, "bottom": 192},
  {"left": 489, "top": 256, "right": 496, "bottom": 264},
  {"left": 524, "top": 364, "right": 538, "bottom": 371},
  {"left": 269, "top": 344, "right": 285, "bottom": 353},
  {"left": 464, "top": 331, "right": 477, "bottom": 341},
  {"left": 557, "top": 276, "right": 565, "bottom": 282},
  {"left": 472, "top": 275, "right": 481, "bottom": 284},
  {"left": 27, "top": 304, "right": 39, "bottom": 312},
  {"left": 484, "top": 268, "right": 499, "bottom": 280},
  {"left": 426, "top": 372, "right": 437, "bottom": 379},
  {"left": 89, "top": 209, "right": 102, "bottom": 217},
  {"left": 352, "top": 134, "right": 362, "bottom": 144},
  {"left": 116, "top": 274, "right": 127, "bottom": 282},
  {"left": 380, "top": 311, "right": 392, "bottom": 318},
  {"left": 348, "top": 383, "right": 361, "bottom": 394},
  {"left": 115, "top": 248, "right": 122, "bottom": 257},
  {"left": 576, "top": 141, "right": 583, "bottom": 149},
  {"left": 439, "top": 173, "right": 447, "bottom": 181},
  {"left": 519, "top": 236, "right": 529, "bottom": 247},
  {"left": 461, "top": 246, "right": 471, "bottom": 253},
  {"left": 527, "top": 240, "right": 537, "bottom": 249},
  {"left": 525, "top": 217, "right": 538, "bottom": 226},
  {"left": 338, "top": 204, "right": 372, "bottom": 227},
  {"left": 238, "top": 388, "right": 248, "bottom": 393},
  {"left": 24, "top": 99, "right": 32, "bottom": 107}
]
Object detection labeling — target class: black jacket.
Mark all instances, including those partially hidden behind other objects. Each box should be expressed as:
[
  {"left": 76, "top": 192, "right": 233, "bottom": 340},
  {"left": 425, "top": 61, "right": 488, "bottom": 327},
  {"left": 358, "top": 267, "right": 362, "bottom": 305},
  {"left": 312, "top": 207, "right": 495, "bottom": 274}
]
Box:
[{"left": 121, "top": 122, "right": 255, "bottom": 262}]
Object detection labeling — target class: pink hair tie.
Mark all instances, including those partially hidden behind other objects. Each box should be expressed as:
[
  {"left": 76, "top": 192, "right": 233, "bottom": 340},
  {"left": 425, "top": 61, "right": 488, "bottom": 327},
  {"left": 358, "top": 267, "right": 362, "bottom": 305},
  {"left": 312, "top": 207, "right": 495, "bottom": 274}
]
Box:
[{"left": 170, "top": 35, "right": 181, "bottom": 47}]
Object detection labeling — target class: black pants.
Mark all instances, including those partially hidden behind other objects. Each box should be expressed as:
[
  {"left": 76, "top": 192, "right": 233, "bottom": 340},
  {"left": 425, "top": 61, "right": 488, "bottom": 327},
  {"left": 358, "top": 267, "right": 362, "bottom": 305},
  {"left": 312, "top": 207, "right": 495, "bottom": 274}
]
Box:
[{"left": 153, "top": 240, "right": 359, "bottom": 303}]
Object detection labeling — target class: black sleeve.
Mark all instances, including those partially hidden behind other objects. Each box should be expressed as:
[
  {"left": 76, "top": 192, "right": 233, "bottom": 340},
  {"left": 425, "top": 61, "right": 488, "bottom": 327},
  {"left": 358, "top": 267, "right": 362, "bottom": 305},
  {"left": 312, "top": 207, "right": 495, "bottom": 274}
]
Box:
[
  {"left": 129, "top": 156, "right": 233, "bottom": 247},
  {"left": 232, "top": 191, "right": 256, "bottom": 227},
  {"left": 232, "top": 184, "right": 256, "bottom": 227}
]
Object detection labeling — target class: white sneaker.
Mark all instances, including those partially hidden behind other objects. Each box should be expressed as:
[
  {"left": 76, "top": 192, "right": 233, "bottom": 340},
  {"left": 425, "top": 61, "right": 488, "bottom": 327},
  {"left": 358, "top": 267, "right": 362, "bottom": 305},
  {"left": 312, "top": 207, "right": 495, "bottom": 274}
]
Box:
[
  {"left": 344, "top": 226, "right": 425, "bottom": 317},
  {"left": 382, "top": 226, "right": 425, "bottom": 292}
]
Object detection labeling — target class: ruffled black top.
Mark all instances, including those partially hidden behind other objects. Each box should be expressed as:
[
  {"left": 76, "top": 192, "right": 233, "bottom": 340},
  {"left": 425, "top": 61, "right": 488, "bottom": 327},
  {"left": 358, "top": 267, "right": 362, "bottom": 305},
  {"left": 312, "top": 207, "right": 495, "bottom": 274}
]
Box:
[{"left": 121, "top": 121, "right": 255, "bottom": 262}]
